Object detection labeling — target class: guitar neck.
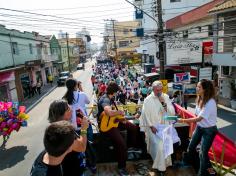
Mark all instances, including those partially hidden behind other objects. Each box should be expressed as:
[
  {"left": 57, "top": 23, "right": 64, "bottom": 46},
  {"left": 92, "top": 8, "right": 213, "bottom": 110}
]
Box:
[
  {"left": 116, "top": 116, "right": 136, "bottom": 122},
  {"left": 125, "top": 116, "right": 136, "bottom": 120}
]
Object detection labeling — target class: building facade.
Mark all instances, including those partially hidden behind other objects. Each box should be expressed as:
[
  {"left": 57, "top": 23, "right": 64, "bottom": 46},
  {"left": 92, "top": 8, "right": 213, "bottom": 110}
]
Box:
[
  {"left": 76, "top": 28, "right": 91, "bottom": 61},
  {"left": 165, "top": 0, "right": 224, "bottom": 68},
  {"left": 49, "top": 35, "right": 63, "bottom": 73},
  {"left": 209, "top": 0, "right": 236, "bottom": 107},
  {"left": 133, "top": 0, "right": 213, "bottom": 67},
  {"left": 58, "top": 37, "right": 85, "bottom": 71},
  {"left": 0, "top": 25, "right": 56, "bottom": 102},
  {"left": 106, "top": 20, "right": 141, "bottom": 64}
]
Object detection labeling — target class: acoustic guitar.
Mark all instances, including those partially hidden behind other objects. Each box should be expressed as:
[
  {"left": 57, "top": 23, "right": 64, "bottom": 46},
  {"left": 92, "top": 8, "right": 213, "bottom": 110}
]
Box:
[{"left": 99, "top": 111, "right": 135, "bottom": 132}]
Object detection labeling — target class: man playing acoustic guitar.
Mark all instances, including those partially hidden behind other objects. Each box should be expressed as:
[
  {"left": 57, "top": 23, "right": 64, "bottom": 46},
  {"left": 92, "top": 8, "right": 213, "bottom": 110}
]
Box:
[{"left": 97, "top": 81, "right": 140, "bottom": 176}]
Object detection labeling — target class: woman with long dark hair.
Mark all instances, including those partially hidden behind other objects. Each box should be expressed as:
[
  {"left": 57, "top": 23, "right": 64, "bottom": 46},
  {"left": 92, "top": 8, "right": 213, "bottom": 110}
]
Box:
[
  {"left": 178, "top": 79, "right": 218, "bottom": 175},
  {"left": 63, "top": 78, "right": 79, "bottom": 128},
  {"left": 63, "top": 78, "right": 97, "bottom": 174}
]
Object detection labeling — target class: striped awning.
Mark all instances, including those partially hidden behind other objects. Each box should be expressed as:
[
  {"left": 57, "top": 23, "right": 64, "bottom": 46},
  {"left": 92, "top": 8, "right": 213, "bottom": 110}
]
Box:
[{"left": 209, "top": 0, "right": 236, "bottom": 13}]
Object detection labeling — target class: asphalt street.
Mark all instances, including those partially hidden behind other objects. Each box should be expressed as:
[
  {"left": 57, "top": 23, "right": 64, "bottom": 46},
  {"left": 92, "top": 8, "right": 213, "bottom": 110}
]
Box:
[{"left": 0, "top": 60, "right": 94, "bottom": 176}]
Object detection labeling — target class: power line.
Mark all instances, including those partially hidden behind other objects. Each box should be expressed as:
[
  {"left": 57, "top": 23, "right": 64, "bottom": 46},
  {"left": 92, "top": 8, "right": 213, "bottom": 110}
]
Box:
[
  {"left": 22, "top": 2, "right": 134, "bottom": 11},
  {"left": 0, "top": 13, "right": 142, "bottom": 31},
  {"left": 0, "top": 11, "right": 143, "bottom": 30}
]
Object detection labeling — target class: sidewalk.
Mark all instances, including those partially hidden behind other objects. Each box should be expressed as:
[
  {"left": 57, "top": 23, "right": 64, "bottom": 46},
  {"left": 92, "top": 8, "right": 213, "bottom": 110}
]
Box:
[{"left": 20, "top": 83, "right": 57, "bottom": 113}]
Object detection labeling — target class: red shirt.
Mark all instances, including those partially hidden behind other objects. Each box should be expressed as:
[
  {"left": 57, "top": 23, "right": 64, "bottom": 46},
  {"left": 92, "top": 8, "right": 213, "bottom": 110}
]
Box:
[{"left": 99, "top": 84, "right": 106, "bottom": 93}]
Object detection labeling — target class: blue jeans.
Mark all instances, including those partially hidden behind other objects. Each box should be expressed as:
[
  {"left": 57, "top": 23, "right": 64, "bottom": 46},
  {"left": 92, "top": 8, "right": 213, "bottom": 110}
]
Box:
[
  {"left": 187, "top": 125, "right": 217, "bottom": 176},
  {"left": 87, "top": 124, "right": 93, "bottom": 142}
]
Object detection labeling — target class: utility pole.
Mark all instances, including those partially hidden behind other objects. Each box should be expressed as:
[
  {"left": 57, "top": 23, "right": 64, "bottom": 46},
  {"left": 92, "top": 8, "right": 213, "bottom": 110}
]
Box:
[
  {"left": 105, "top": 19, "right": 118, "bottom": 64},
  {"left": 66, "top": 33, "right": 71, "bottom": 72},
  {"left": 156, "top": 0, "right": 165, "bottom": 79},
  {"left": 124, "top": 0, "right": 165, "bottom": 79},
  {"left": 111, "top": 19, "right": 118, "bottom": 65},
  {"left": 9, "top": 33, "right": 16, "bottom": 67}
]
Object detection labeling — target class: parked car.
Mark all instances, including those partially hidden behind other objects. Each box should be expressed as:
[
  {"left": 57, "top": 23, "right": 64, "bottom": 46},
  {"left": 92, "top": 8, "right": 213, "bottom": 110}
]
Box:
[
  {"left": 57, "top": 71, "right": 72, "bottom": 86},
  {"left": 77, "top": 63, "right": 84, "bottom": 70}
]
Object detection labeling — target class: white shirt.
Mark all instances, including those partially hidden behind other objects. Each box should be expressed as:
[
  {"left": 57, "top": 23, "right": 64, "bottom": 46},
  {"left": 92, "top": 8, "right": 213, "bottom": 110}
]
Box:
[
  {"left": 71, "top": 91, "right": 89, "bottom": 129},
  {"left": 195, "top": 98, "right": 217, "bottom": 128},
  {"left": 77, "top": 91, "right": 90, "bottom": 115}
]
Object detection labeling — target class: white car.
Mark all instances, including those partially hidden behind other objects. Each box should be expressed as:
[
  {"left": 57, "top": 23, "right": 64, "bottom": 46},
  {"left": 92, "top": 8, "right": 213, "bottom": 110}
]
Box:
[{"left": 77, "top": 63, "right": 84, "bottom": 70}]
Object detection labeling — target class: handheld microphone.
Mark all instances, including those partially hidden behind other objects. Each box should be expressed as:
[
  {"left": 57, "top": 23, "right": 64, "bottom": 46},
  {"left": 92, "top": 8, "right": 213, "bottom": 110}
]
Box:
[{"left": 161, "top": 101, "right": 167, "bottom": 107}]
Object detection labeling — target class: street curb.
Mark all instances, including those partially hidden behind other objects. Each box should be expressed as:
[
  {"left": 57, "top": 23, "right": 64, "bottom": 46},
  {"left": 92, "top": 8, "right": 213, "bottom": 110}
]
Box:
[
  {"left": 26, "top": 85, "right": 57, "bottom": 113},
  {"left": 217, "top": 104, "right": 236, "bottom": 113}
]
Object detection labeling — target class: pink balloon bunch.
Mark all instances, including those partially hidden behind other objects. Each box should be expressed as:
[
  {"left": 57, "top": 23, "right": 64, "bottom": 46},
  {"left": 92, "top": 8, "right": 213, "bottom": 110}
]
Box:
[{"left": 0, "top": 102, "right": 29, "bottom": 137}]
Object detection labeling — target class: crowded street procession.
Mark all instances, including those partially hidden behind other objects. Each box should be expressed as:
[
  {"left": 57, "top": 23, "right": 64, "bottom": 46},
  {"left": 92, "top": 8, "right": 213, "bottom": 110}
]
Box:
[
  {"left": 0, "top": 0, "right": 236, "bottom": 176},
  {"left": 27, "top": 57, "right": 236, "bottom": 176}
]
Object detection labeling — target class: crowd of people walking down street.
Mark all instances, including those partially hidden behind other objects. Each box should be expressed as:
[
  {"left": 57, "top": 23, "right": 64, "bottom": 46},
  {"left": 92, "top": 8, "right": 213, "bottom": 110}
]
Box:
[{"left": 30, "top": 59, "right": 219, "bottom": 176}]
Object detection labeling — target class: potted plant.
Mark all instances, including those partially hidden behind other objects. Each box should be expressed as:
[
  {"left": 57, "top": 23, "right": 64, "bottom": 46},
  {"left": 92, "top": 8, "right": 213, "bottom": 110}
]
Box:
[{"left": 211, "top": 141, "right": 236, "bottom": 176}]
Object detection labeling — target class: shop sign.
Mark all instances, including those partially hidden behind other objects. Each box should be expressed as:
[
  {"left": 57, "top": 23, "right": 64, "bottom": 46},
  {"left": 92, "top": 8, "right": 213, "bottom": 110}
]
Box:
[
  {"left": 174, "top": 72, "right": 190, "bottom": 83},
  {"left": 203, "top": 41, "right": 213, "bottom": 55},
  {"left": 173, "top": 83, "right": 183, "bottom": 91},
  {"left": 184, "top": 84, "right": 196, "bottom": 94},
  {"left": 166, "top": 41, "right": 202, "bottom": 65},
  {"left": 160, "top": 80, "right": 168, "bottom": 93},
  {"left": 198, "top": 67, "right": 212, "bottom": 81}
]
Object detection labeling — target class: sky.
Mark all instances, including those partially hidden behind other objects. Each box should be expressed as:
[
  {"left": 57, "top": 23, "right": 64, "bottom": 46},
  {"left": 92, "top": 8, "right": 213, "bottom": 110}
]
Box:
[{"left": 0, "top": 0, "right": 135, "bottom": 44}]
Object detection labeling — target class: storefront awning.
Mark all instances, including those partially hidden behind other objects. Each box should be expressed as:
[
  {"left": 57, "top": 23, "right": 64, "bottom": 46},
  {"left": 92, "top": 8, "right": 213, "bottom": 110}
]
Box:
[{"left": 0, "top": 71, "right": 15, "bottom": 83}]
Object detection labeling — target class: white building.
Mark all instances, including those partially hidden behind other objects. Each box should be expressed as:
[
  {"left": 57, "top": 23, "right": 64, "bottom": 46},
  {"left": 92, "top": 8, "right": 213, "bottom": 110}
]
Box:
[
  {"left": 165, "top": 0, "right": 224, "bottom": 65},
  {"left": 76, "top": 27, "right": 91, "bottom": 54},
  {"left": 58, "top": 30, "right": 67, "bottom": 39},
  {"left": 133, "top": 0, "right": 212, "bottom": 67}
]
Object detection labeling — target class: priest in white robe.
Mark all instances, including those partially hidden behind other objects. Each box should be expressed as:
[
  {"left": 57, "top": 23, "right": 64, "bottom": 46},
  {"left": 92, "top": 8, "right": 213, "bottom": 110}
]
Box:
[{"left": 139, "top": 81, "right": 176, "bottom": 172}]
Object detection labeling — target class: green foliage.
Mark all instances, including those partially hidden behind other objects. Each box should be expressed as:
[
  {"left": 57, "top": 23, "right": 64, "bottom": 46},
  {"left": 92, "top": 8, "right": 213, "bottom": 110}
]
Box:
[{"left": 211, "top": 141, "right": 236, "bottom": 175}]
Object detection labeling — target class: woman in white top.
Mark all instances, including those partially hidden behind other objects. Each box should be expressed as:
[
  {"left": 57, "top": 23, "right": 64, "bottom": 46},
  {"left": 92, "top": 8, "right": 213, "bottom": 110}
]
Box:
[
  {"left": 63, "top": 78, "right": 82, "bottom": 129},
  {"left": 178, "top": 79, "right": 218, "bottom": 176},
  {"left": 65, "top": 79, "right": 96, "bottom": 174}
]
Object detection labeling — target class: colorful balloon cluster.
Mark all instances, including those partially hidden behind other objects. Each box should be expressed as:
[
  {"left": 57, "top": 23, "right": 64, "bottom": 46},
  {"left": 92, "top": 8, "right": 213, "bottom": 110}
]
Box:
[{"left": 0, "top": 102, "right": 29, "bottom": 136}]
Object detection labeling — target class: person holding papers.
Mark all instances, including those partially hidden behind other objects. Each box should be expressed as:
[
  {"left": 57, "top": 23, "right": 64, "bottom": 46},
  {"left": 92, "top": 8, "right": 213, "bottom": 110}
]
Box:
[
  {"left": 139, "top": 81, "right": 176, "bottom": 175},
  {"left": 178, "top": 79, "right": 217, "bottom": 176}
]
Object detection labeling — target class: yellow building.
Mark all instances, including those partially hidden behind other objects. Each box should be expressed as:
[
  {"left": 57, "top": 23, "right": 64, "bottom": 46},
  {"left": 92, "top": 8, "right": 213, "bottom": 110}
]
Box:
[
  {"left": 58, "top": 38, "right": 86, "bottom": 71},
  {"left": 107, "top": 20, "right": 141, "bottom": 64}
]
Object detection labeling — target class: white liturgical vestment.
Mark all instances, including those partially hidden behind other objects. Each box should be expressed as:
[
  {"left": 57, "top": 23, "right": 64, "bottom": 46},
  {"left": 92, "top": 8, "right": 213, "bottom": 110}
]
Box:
[{"left": 140, "top": 92, "right": 176, "bottom": 171}]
